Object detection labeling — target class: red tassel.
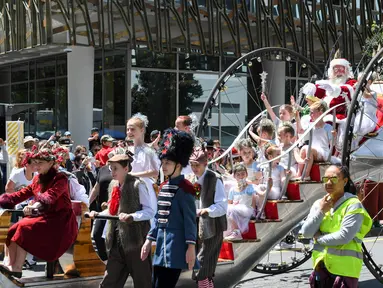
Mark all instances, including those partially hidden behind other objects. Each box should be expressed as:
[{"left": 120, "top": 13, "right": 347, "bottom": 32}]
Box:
[{"left": 109, "top": 186, "right": 121, "bottom": 215}]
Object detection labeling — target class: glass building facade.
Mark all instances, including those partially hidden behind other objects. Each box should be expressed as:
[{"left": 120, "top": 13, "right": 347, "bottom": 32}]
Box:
[{"left": 0, "top": 43, "right": 313, "bottom": 147}]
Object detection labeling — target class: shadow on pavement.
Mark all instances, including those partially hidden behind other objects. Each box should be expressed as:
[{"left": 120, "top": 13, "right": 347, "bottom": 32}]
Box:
[{"left": 359, "top": 279, "right": 382, "bottom": 288}]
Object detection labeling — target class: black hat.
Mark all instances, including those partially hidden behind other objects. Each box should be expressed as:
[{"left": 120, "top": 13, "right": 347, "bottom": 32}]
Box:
[
  {"left": 58, "top": 137, "right": 72, "bottom": 146},
  {"left": 205, "top": 138, "right": 214, "bottom": 148},
  {"left": 158, "top": 128, "right": 194, "bottom": 167}
]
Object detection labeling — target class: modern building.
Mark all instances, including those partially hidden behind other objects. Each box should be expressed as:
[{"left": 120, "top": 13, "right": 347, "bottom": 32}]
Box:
[{"left": 0, "top": 1, "right": 380, "bottom": 147}]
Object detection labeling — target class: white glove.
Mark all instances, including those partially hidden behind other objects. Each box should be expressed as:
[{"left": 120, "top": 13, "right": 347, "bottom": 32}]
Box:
[
  {"left": 316, "top": 80, "right": 335, "bottom": 94},
  {"left": 301, "top": 83, "right": 316, "bottom": 96}
]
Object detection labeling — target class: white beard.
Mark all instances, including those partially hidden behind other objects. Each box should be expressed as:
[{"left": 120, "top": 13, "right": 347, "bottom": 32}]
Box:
[{"left": 329, "top": 75, "right": 347, "bottom": 86}]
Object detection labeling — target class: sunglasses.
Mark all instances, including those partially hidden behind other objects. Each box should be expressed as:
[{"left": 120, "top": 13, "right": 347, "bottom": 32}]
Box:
[{"left": 322, "top": 176, "right": 339, "bottom": 184}]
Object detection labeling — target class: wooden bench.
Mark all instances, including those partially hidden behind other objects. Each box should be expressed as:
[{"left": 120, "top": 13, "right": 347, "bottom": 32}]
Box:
[{"left": 0, "top": 201, "right": 105, "bottom": 279}]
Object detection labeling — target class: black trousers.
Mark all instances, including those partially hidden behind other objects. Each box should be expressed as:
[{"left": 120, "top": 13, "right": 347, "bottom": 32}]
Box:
[
  {"left": 152, "top": 266, "right": 182, "bottom": 288},
  {"left": 92, "top": 219, "right": 108, "bottom": 261}
]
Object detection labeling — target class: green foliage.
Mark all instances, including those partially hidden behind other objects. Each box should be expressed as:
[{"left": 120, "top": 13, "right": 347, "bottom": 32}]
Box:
[{"left": 363, "top": 22, "right": 383, "bottom": 57}]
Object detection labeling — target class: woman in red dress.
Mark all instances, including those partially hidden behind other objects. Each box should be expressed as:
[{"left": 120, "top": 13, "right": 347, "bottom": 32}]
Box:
[{"left": 0, "top": 147, "right": 78, "bottom": 278}]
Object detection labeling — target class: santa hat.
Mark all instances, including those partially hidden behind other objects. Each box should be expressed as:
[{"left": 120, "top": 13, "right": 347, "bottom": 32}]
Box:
[
  {"left": 158, "top": 128, "right": 194, "bottom": 167},
  {"left": 328, "top": 58, "right": 354, "bottom": 79},
  {"left": 329, "top": 58, "right": 351, "bottom": 69},
  {"left": 231, "top": 147, "right": 240, "bottom": 158}
]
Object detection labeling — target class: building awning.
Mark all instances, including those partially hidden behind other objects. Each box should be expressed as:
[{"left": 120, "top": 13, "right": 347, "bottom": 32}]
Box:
[{"left": 0, "top": 45, "right": 69, "bottom": 66}]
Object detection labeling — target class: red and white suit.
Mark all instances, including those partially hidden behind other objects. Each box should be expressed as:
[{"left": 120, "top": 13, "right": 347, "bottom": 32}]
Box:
[{"left": 303, "top": 79, "right": 357, "bottom": 121}]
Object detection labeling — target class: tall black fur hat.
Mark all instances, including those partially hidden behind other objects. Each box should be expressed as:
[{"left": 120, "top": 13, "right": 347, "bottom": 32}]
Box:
[{"left": 158, "top": 128, "right": 194, "bottom": 167}]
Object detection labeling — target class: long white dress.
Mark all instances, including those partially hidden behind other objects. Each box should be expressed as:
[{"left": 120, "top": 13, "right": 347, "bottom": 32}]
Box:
[{"left": 352, "top": 95, "right": 378, "bottom": 150}]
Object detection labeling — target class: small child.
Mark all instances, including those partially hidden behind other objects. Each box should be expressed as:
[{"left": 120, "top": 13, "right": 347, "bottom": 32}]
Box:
[
  {"left": 225, "top": 164, "right": 257, "bottom": 241},
  {"left": 248, "top": 118, "right": 276, "bottom": 163},
  {"left": 189, "top": 147, "right": 227, "bottom": 288},
  {"left": 261, "top": 93, "right": 295, "bottom": 130},
  {"left": 141, "top": 129, "right": 197, "bottom": 288},
  {"left": 257, "top": 145, "right": 287, "bottom": 200},
  {"left": 87, "top": 153, "right": 156, "bottom": 288},
  {"left": 290, "top": 94, "right": 320, "bottom": 117},
  {"left": 295, "top": 101, "right": 335, "bottom": 180},
  {"left": 277, "top": 124, "right": 298, "bottom": 176},
  {"left": 236, "top": 138, "right": 262, "bottom": 184}
]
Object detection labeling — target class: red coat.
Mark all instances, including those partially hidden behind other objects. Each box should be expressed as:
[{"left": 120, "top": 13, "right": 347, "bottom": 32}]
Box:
[
  {"left": 0, "top": 170, "right": 78, "bottom": 262},
  {"left": 314, "top": 79, "right": 357, "bottom": 119}
]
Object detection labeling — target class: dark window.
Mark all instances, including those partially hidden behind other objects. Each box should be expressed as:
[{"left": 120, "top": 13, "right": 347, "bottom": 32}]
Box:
[
  {"left": 36, "top": 58, "right": 56, "bottom": 79},
  {"left": 11, "top": 83, "right": 29, "bottom": 103},
  {"left": 0, "top": 86, "right": 10, "bottom": 103},
  {"left": 0, "top": 66, "right": 10, "bottom": 85},
  {"left": 29, "top": 60, "right": 35, "bottom": 80},
  {"left": 36, "top": 80, "right": 56, "bottom": 137},
  {"left": 134, "top": 49, "right": 177, "bottom": 69},
  {"left": 179, "top": 54, "right": 220, "bottom": 71},
  {"left": 103, "top": 71, "right": 126, "bottom": 139},
  {"left": 56, "top": 78, "right": 68, "bottom": 132},
  {"left": 93, "top": 73, "right": 103, "bottom": 129},
  {"left": 56, "top": 55, "right": 67, "bottom": 77},
  {"left": 104, "top": 49, "right": 126, "bottom": 69},
  {"left": 95, "top": 49, "right": 103, "bottom": 71},
  {"left": 11, "top": 63, "right": 28, "bottom": 83}
]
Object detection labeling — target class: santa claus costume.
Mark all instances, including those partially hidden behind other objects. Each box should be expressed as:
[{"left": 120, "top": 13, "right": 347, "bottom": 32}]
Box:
[
  {"left": 0, "top": 147, "right": 78, "bottom": 278},
  {"left": 302, "top": 58, "right": 357, "bottom": 154}
]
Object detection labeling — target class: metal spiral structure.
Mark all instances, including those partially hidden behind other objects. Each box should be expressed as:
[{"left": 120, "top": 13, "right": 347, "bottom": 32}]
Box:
[
  {"left": 196, "top": 47, "right": 383, "bottom": 283},
  {"left": 341, "top": 48, "right": 383, "bottom": 284}
]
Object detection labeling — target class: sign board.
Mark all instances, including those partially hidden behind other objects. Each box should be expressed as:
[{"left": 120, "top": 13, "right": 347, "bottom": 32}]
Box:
[{"left": 6, "top": 121, "right": 24, "bottom": 156}]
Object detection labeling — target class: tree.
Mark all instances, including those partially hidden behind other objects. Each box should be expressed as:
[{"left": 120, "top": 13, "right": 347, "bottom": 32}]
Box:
[{"left": 131, "top": 51, "right": 203, "bottom": 135}]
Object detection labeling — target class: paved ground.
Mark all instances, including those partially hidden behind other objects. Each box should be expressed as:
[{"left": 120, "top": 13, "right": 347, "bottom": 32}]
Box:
[
  {"left": 235, "top": 260, "right": 381, "bottom": 288},
  {"left": 235, "top": 237, "right": 383, "bottom": 288},
  {"left": 12, "top": 237, "right": 383, "bottom": 287}
]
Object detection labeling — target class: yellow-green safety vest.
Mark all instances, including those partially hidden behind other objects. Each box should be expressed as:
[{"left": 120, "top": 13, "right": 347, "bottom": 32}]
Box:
[{"left": 311, "top": 196, "right": 372, "bottom": 278}]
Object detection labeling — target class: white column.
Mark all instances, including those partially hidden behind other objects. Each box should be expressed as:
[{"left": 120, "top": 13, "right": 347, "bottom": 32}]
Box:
[
  {"left": 67, "top": 46, "right": 95, "bottom": 147},
  {"left": 263, "top": 60, "right": 286, "bottom": 108}
]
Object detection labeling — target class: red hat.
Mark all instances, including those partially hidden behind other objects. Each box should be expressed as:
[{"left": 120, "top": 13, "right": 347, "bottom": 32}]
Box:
[{"left": 231, "top": 147, "right": 240, "bottom": 158}]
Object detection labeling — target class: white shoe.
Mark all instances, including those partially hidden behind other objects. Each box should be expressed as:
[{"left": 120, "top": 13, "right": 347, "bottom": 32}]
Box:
[{"left": 224, "top": 230, "right": 243, "bottom": 241}]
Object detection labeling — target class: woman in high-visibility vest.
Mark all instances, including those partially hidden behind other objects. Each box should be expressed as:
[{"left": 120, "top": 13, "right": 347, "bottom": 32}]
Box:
[{"left": 301, "top": 164, "right": 372, "bottom": 288}]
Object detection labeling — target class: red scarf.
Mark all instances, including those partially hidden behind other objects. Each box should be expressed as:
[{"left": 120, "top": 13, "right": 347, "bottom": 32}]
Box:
[{"left": 109, "top": 186, "right": 121, "bottom": 215}]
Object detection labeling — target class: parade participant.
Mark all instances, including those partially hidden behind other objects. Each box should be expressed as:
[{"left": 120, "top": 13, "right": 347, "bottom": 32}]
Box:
[
  {"left": 302, "top": 56, "right": 356, "bottom": 121},
  {"left": 248, "top": 118, "right": 276, "bottom": 163},
  {"left": 352, "top": 73, "right": 378, "bottom": 150},
  {"left": 225, "top": 163, "right": 257, "bottom": 241},
  {"left": 277, "top": 124, "right": 298, "bottom": 176},
  {"left": 235, "top": 138, "right": 262, "bottom": 184},
  {"left": 259, "top": 145, "right": 287, "bottom": 200},
  {"left": 87, "top": 152, "right": 155, "bottom": 288},
  {"left": 141, "top": 129, "right": 197, "bottom": 288},
  {"left": 301, "top": 165, "right": 372, "bottom": 288},
  {"left": 126, "top": 113, "right": 159, "bottom": 221},
  {"left": 295, "top": 101, "right": 335, "bottom": 180},
  {"left": 260, "top": 93, "right": 295, "bottom": 131},
  {"left": 189, "top": 147, "right": 227, "bottom": 288},
  {"left": 0, "top": 147, "right": 78, "bottom": 278}
]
